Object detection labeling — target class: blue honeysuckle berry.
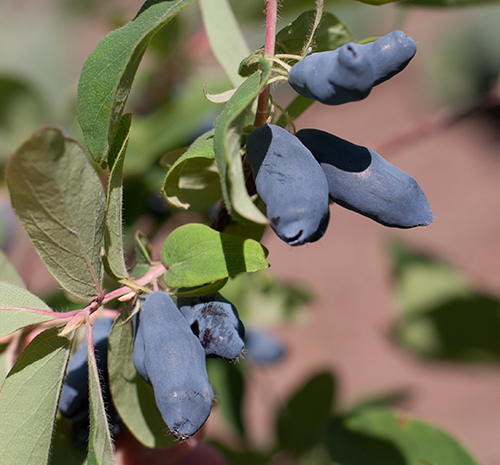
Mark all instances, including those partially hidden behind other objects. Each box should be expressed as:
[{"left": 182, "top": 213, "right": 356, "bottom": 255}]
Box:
[
  {"left": 246, "top": 124, "right": 330, "bottom": 246},
  {"left": 296, "top": 128, "right": 433, "bottom": 228},
  {"left": 133, "top": 291, "right": 214, "bottom": 441},
  {"left": 288, "top": 30, "right": 416, "bottom": 105}
]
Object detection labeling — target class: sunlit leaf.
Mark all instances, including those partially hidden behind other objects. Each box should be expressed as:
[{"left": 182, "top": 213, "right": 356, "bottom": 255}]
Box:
[
  {"left": 7, "top": 127, "right": 105, "bottom": 300},
  {"left": 77, "top": 0, "right": 197, "bottom": 163},
  {"left": 103, "top": 114, "right": 132, "bottom": 280},
  {"left": 161, "top": 223, "right": 269, "bottom": 289},
  {"left": 214, "top": 61, "right": 270, "bottom": 225}
]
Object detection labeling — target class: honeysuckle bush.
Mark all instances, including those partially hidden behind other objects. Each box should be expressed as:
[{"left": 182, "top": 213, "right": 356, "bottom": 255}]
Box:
[{"left": 0, "top": 0, "right": 498, "bottom": 463}]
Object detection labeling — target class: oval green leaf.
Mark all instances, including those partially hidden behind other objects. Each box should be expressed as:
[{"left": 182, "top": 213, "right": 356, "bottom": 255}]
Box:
[
  {"left": 0, "top": 281, "right": 58, "bottom": 338},
  {"left": 77, "top": 0, "right": 196, "bottom": 163},
  {"left": 0, "top": 327, "right": 72, "bottom": 465},
  {"left": 108, "top": 311, "right": 174, "bottom": 449},
  {"left": 6, "top": 127, "right": 105, "bottom": 300},
  {"left": 161, "top": 223, "right": 269, "bottom": 289},
  {"left": 214, "top": 60, "right": 271, "bottom": 225}
]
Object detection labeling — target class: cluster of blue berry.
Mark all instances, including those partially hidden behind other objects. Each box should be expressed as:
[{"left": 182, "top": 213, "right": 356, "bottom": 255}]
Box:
[
  {"left": 58, "top": 291, "right": 285, "bottom": 443},
  {"left": 246, "top": 31, "right": 433, "bottom": 246}
]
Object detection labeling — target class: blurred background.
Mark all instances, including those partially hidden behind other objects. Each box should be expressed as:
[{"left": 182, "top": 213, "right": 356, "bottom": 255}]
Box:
[{"left": 1, "top": 0, "right": 500, "bottom": 463}]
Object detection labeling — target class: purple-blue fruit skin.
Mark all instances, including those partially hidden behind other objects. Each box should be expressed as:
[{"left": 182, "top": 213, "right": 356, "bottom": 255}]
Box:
[
  {"left": 296, "top": 129, "right": 433, "bottom": 228},
  {"left": 246, "top": 124, "right": 330, "bottom": 246},
  {"left": 135, "top": 291, "right": 214, "bottom": 441},
  {"left": 288, "top": 31, "right": 416, "bottom": 105},
  {"left": 177, "top": 293, "right": 245, "bottom": 361}
]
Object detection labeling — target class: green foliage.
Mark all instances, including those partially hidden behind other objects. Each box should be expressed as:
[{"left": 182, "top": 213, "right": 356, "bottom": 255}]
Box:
[
  {"left": 214, "top": 60, "right": 271, "bottom": 225},
  {"left": 391, "top": 242, "right": 500, "bottom": 363},
  {"left": 7, "top": 128, "right": 106, "bottom": 300},
  {"left": 0, "top": 0, "right": 496, "bottom": 463},
  {"left": 0, "top": 327, "right": 72, "bottom": 465},
  {"left": 161, "top": 223, "right": 269, "bottom": 289},
  {"left": 162, "top": 129, "right": 222, "bottom": 211},
  {"left": 277, "top": 372, "right": 336, "bottom": 455},
  {"left": 325, "top": 408, "right": 483, "bottom": 465},
  {"left": 77, "top": 0, "right": 197, "bottom": 164},
  {"left": 0, "top": 282, "right": 58, "bottom": 338}
]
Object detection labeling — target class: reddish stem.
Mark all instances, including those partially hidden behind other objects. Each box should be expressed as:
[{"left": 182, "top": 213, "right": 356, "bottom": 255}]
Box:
[{"left": 254, "top": 0, "right": 278, "bottom": 127}]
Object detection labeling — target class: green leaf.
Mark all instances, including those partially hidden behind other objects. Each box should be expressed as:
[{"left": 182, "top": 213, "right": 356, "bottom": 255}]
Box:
[
  {"left": 199, "top": 0, "right": 250, "bottom": 87},
  {"left": 325, "top": 407, "right": 484, "bottom": 465},
  {"left": 207, "top": 358, "right": 245, "bottom": 437},
  {"left": 0, "top": 250, "right": 25, "bottom": 288},
  {"left": 6, "top": 127, "right": 105, "bottom": 300},
  {"left": 103, "top": 115, "right": 132, "bottom": 281},
  {"left": 0, "top": 327, "right": 72, "bottom": 465},
  {"left": 173, "top": 278, "right": 228, "bottom": 297},
  {"left": 130, "top": 231, "right": 155, "bottom": 279},
  {"left": 86, "top": 323, "right": 114, "bottom": 465},
  {"left": 77, "top": 0, "right": 197, "bottom": 164},
  {"left": 161, "top": 223, "right": 269, "bottom": 289},
  {"left": 162, "top": 130, "right": 221, "bottom": 211},
  {"left": 401, "top": 0, "right": 500, "bottom": 6},
  {"left": 0, "top": 281, "right": 58, "bottom": 338},
  {"left": 275, "top": 11, "right": 353, "bottom": 56},
  {"left": 108, "top": 310, "right": 174, "bottom": 449},
  {"left": 214, "top": 61, "right": 271, "bottom": 225},
  {"left": 352, "top": 0, "right": 401, "bottom": 4},
  {"left": 277, "top": 372, "right": 335, "bottom": 455}
]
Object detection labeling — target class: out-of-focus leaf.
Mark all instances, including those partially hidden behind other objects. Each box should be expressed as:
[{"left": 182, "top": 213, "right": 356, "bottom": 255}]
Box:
[
  {"left": 161, "top": 223, "right": 269, "bottom": 289},
  {"left": 77, "top": 0, "right": 197, "bottom": 163},
  {"left": 390, "top": 242, "right": 500, "bottom": 362},
  {"left": 207, "top": 358, "right": 245, "bottom": 437},
  {"left": 394, "top": 294, "right": 500, "bottom": 363},
  {"left": 0, "top": 282, "right": 58, "bottom": 338},
  {"left": 108, "top": 311, "right": 174, "bottom": 448},
  {"left": 214, "top": 61, "right": 270, "bottom": 225},
  {"left": 402, "top": 0, "right": 500, "bottom": 6},
  {"left": 352, "top": 0, "right": 400, "bottom": 4},
  {"left": 200, "top": 0, "right": 249, "bottom": 87},
  {"left": 0, "top": 327, "right": 71, "bottom": 465},
  {"left": 162, "top": 130, "right": 221, "bottom": 211},
  {"left": 103, "top": 114, "right": 132, "bottom": 281},
  {"left": 0, "top": 250, "right": 25, "bottom": 288},
  {"left": 325, "top": 407, "right": 484, "bottom": 465},
  {"left": 7, "top": 128, "right": 105, "bottom": 300},
  {"left": 277, "top": 372, "right": 335, "bottom": 455},
  {"left": 130, "top": 231, "right": 154, "bottom": 279},
  {"left": 86, "top": 323, "right": 114, "bottom": 464}
]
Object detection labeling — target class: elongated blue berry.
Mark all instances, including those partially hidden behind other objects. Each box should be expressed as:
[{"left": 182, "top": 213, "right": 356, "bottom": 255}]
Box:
[
  {"left": 288, "top": 31, "right": 416, "bottom": 105},
  {"left": 133, "top": 291, "right": 214, "bottom": 441},
  {"left": 296, "top": 129, "right": 433, "bottom": 228},
  {"left": 177, "top": 293, "right": 245, "bottom": 361},
  {"left": 246, "top": 124, "right": 330, "bottom": 246}
]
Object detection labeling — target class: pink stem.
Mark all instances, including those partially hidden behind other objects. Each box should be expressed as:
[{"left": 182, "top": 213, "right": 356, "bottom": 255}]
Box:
[{"left": 254, "top": 0, "right": 279, "bottom": 127}]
